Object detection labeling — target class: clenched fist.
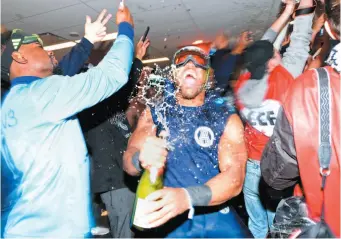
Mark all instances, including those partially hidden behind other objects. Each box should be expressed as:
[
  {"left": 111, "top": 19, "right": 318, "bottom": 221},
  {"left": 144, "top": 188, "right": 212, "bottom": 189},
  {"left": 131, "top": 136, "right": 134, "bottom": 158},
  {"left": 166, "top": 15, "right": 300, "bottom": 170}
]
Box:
[{"left": 139, "top": 136, "right": 168, "bottom": 169}]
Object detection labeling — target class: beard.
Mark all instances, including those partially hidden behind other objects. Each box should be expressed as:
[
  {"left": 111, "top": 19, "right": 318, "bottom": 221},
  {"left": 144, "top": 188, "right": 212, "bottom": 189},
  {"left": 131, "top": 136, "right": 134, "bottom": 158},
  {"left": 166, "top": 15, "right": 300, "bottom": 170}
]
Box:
[
  {"left": 179, "top": 85, "right": 203, "bottom": 100},
  {"left": 52, "top": 66, "right": 63, "bottom": 75},
  {"left": 49, "top": 54, "right": 63, "bottom": 75}
]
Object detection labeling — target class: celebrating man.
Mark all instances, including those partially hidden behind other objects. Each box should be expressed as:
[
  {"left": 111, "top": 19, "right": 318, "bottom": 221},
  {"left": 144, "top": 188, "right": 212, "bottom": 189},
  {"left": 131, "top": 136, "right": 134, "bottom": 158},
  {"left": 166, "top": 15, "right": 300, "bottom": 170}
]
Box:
[
  {"left": 1, "top": 5, "right": 134, "bottom": 238},
  {"left": 124, "top": 46, "right": 251, "bottom": 238}
]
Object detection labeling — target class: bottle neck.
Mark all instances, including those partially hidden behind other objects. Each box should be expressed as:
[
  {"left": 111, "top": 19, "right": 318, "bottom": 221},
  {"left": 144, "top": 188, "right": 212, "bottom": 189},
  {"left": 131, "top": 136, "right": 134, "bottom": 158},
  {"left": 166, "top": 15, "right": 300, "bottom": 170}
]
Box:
[{"left": 148, "top": 166, "right": 164, "bottom": 183}]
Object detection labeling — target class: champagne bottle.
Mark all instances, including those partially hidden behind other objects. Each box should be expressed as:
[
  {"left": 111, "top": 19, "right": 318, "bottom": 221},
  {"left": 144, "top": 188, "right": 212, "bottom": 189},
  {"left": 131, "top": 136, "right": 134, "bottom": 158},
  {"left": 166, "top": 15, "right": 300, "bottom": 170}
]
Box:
[{"left": 131, "top": 166, "right": 164, "bottom": 230}]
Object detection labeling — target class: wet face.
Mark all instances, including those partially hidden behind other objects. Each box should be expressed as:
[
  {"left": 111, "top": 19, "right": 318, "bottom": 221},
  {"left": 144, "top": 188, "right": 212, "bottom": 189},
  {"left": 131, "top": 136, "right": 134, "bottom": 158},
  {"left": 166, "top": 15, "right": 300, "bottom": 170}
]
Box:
[
  {"left": 267, "top": 49, "right": 282, "bottom": 73},
  {"left": 175, "top": 61, "right": 207, "bottom": 100},
  {"left": 13, "top": 42, "right": 58, "bottom": 76}
]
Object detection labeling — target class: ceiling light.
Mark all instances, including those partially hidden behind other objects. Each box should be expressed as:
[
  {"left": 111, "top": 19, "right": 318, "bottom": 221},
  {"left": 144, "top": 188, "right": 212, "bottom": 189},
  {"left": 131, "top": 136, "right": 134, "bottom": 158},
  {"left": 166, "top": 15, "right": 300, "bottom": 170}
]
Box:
[
  {"left": 44, "top": 41, "right": 77, "bottom": 51},
  {"left": 192, "top": 40, "right": 203, "bottom": 44},
  {"left": 69, "top": 32, "right": 80, "bottom": 37},
  {"left": 100, "top": 32, "right": 118, "bottom": 41},
  {"left": 142, "top": 57, "right": 170, "bottom": 64},
  {"left": 44, "top": 32, "right": 118, "bottom": 51}
]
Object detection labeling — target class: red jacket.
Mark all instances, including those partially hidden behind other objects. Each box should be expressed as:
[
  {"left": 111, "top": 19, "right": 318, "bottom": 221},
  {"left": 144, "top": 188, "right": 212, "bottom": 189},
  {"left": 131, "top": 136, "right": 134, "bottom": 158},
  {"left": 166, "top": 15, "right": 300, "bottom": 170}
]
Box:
[
  {"left": 261, "top": 66, "right": 340, "bottom": 236},
  {"left": 235, "top": 65, "right": 294, "bottom": 160}
]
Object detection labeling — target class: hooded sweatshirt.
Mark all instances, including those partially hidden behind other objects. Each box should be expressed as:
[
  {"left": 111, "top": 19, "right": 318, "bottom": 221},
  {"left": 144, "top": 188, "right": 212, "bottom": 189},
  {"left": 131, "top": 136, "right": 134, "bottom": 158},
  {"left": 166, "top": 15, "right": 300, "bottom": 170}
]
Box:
[{"left": 235, "top": 13, "right": 314, "bottom": 160}]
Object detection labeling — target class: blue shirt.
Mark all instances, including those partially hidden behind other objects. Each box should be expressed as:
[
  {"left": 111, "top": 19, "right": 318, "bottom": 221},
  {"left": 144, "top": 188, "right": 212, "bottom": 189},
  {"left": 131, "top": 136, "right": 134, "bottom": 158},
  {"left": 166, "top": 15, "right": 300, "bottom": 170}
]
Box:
[
  {"left": 1, "top": 22, "right": 134, "bottom": 238},
  {"left": 210, "top": 49, "right": 238, "bottom": 92}
]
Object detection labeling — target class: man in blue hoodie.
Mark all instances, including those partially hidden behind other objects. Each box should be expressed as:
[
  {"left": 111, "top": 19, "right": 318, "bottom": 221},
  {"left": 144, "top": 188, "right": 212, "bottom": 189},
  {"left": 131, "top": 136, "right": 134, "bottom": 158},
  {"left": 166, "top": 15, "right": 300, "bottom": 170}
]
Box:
[{"left": 1, "top": 5, "right": 134, "bottom": 238}]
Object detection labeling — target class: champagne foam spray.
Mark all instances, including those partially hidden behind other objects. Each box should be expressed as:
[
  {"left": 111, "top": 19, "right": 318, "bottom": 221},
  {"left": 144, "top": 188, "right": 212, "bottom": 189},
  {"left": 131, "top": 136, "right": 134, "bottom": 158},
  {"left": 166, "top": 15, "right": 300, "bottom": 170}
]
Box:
[
  {"left": 150, "top": 166, "right": 158, "bottom": 184},
  {"left": 135, "top": 64, "right": 177, "bottom": 147}
]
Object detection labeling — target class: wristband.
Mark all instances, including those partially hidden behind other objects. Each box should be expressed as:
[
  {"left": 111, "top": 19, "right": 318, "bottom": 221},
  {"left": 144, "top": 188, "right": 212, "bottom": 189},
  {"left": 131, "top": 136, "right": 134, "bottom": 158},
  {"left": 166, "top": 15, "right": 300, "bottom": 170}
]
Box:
[
  {"left": 294, "top": 6, "right": 316, "bottom": 17},
  {"left": 184, "top": 185, "right": 212, "bottom": 206},
  {"left": 182, "top": 189, "right": 195, "bottom": 219},
  {"left": 132, "top": 151, "right": 142, "bottom": 173}
]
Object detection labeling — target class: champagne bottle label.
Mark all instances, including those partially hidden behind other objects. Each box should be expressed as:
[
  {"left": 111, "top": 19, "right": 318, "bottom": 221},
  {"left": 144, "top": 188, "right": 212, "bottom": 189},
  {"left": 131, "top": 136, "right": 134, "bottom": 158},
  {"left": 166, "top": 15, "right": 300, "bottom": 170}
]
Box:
[{"left": 133, "top": 198, "right": 152, "bottom": 228}]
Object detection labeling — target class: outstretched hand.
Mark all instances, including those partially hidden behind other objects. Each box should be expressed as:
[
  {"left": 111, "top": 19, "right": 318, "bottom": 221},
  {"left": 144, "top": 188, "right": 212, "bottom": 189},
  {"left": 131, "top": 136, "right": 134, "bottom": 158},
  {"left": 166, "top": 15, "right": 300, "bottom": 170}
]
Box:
[
  {"left": 238, "top": 31, "right": 253, "bottom": 47},
  {"left": 84, "top": 9, "right": 112, "bottom": 44},
  {"left": 232, "top": 31, "right": 253, "bottom": 55}
]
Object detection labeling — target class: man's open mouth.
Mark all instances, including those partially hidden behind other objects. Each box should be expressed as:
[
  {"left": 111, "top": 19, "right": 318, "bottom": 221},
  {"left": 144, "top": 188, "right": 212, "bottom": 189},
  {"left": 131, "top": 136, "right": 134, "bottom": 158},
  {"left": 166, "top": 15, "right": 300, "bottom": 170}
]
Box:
[{"left": 184, "top": 72, "right": 197, "bottom": 80}]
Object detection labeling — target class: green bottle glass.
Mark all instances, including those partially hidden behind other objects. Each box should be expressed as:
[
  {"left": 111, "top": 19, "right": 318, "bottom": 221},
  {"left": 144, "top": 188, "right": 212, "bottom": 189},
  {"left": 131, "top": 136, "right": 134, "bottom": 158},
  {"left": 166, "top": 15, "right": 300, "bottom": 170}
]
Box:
[{"left": 131, "top": 166, "right": 164, "bottom": 230}]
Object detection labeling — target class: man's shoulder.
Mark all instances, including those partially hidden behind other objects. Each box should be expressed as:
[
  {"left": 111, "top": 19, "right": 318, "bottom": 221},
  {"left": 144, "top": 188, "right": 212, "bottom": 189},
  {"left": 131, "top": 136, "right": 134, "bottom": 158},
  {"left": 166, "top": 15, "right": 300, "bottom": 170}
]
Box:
[
  {"left": 234, "top": 71, "right": 251, "bottom": 92},
  {"left": 290, "top": 68, "right": 318, "bottom": 90},
  {"left": 2, "top": 75, "right": 66, "bottom": 117},
  {"left": 32, "top": 74, "right": 68, "bottom": 86},
  {"left": 291, "top": 67, "right": 340, "bottom": 99},
  {"left": 9, "top": 75, "right": 69, "bottom": 97},
  {"left": 4, "top": 76, "right": 58, "bottom": 102},
  {"left": 272, "top": 65, "right": 295, "bottom": 80},
  {"left": 283, "top": 69, "right": 319, "bottom": 112}
]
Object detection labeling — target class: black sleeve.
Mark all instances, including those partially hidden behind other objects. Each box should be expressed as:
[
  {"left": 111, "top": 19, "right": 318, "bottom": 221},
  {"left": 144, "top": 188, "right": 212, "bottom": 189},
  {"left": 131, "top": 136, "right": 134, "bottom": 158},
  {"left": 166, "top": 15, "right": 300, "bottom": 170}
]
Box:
[
  {"left": 129, "top": 58, "right": 143, "bottom": 85},
  {"left": 210, "top": 49, "right": 238, "bottom": 91},
  {"left": 260, "top": 107, "right": 300, "bottom": 190}
]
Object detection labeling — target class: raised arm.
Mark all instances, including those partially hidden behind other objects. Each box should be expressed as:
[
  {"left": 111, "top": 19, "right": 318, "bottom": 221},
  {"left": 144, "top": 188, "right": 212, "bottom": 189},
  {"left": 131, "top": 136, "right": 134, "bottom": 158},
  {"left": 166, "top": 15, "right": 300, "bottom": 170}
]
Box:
[
  {"left": 57, "top": 38, "right": 93, "bottom": 76},
  {"left": 231, "top": 31, "right": 253, "bottom": 55},
  {"left": 282, "top": 0, "right": 314, "bottom": 77},
  {"left": 33, "top": 7, "right": 135, "bottom": 122},
  {"left": 129, "top": 37, "right": 150, "bottom": 86},
  {"left": 261, "top": 0, "right": 296, "bottom": 43},
  {"left": 58, "top": 9, "right": 113, "bottom": 76}
]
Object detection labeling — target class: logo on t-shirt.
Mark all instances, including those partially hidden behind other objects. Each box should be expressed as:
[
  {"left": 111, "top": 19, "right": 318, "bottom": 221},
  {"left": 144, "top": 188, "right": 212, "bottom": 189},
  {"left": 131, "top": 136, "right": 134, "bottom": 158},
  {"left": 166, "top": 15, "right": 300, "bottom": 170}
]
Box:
[
  {"left": 219, "top": 206, "right": 230, "bottom": 214},
  {"left": 241, "top": 99, "right": 281, "bottom": 137},
  {"left": 194, "top": 126, "right": 215, "bottom": 148}
]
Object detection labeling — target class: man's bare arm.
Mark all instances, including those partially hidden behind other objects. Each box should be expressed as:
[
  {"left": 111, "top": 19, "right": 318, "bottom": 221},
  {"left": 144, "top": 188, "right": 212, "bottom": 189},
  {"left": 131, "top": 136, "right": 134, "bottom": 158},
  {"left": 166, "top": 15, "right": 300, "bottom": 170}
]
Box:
[
  {"left": 140, "top": 114, "right": 247, "bottom": 228},
  {"left": 205, "top": 114, "right": 247, "bottom": 206},
  {"left": 123, "top": 108, "right": 156, "bottom": 176}
]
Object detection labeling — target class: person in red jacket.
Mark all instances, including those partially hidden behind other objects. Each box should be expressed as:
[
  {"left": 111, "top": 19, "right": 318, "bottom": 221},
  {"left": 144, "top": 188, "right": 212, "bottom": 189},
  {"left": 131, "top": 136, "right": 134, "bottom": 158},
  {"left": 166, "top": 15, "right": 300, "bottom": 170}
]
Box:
[
  {"left": 233, "top": 0, "right": 315, "bottom": 237},
  {"left": 260, "top": 0, "right": 340, "bottom": 236}
]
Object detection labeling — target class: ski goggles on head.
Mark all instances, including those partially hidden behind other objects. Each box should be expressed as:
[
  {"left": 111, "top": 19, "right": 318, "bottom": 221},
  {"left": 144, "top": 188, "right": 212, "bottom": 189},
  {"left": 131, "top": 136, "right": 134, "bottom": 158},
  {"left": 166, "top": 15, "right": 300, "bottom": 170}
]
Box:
[
  {"left": 9, "top": 29, "right": 43, "bottom": 50},
  {"left": 173, "top": 46, "right": 210, "bottom": 70}
]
